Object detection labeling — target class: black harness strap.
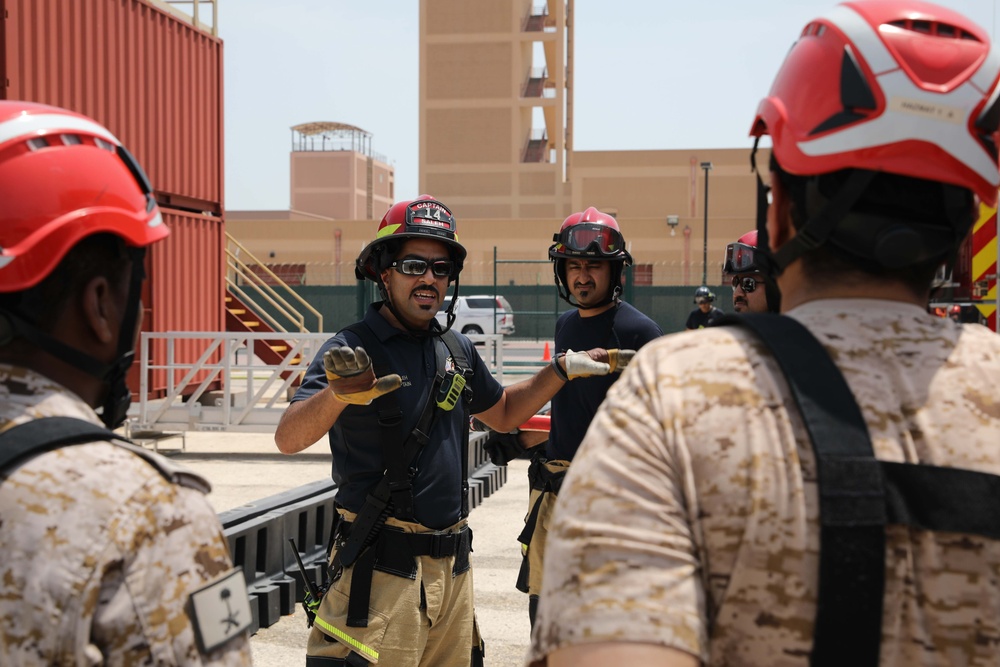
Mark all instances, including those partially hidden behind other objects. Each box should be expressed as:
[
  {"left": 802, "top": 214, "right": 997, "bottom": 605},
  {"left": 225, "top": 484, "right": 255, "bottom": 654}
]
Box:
[
  {"left": 0, "top": 417, "right": 120, "bottom": 474},
  {"left": 714, "top": 313, "right": 1000, "bottom": 667},
  {"left": 438, "top": 328, "right": 474, "bottom": 518},
  {"left": 335, "top": 323, "right": 474, "bottom": 628}
]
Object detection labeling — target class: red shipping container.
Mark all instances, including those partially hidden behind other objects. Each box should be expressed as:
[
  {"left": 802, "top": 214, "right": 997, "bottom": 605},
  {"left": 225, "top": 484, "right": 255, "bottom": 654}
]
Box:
[
  {"left": 129, "top": 209, "right": 225, "bottom": 399},
  {"left": 0, "top": 0, "right": 224, "bottom": 212}
]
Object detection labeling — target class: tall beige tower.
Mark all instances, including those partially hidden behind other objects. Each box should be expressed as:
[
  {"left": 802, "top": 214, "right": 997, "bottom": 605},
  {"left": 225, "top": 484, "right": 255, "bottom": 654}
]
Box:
[
  {"left": 419, "top": 0, "right": 572, "bottom": 220},
  {"left": 290, "top": 122, "right": 395, "bottom": 220}
]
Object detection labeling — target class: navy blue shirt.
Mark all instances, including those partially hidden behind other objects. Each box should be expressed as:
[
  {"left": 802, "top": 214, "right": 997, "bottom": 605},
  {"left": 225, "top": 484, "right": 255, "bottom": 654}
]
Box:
[
  {"left": 293, "top": 303, "right": 504, "bottom": 529},
  {"left": 685, "top": 306, "right": 725, "bottom": 329},
  {"left": 547, "top": 301, "right": 662, "bottom": 462}
]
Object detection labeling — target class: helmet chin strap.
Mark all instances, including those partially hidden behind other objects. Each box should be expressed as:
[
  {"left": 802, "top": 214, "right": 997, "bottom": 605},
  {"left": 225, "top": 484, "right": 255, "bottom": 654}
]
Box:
[
  {"left": 100, "top": 247, "right": 146, "bottom": 430},
  {"left": 0, "top": 247, "right": 146, "bottom": 430}
]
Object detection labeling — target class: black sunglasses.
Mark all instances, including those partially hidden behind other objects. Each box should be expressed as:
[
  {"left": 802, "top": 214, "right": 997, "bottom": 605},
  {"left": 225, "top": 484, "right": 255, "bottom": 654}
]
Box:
[
  {"left": 390, "top": 258, "right": 454, "bottom": 278},
  {"left": 732, "top": 275, "right": 759, "bottom": 293}
]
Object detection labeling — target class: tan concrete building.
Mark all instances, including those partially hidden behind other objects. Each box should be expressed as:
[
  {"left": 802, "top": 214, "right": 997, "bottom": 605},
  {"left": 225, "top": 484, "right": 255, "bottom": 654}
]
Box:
[
  {"left": 227, "top": 0, "right": 766, "bottom": 288},
  {"left": 289, "top": 122, "right": 394, "bottom": 220},
  {"left": 420, "top": 0, "right": 571, "bottom": 220}
]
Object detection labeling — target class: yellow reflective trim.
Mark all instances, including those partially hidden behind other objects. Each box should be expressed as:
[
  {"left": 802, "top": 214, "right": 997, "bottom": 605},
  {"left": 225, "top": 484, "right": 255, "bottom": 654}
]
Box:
[
  {"left": 313, "top": 617, "right": 380, "bottom": 661},
  {"left": 375, "top": 223, "right": 401, "bottom": 238}
]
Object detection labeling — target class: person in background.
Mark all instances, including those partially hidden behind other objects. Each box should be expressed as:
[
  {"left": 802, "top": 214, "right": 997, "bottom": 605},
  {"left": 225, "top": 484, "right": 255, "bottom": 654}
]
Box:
[
  {"left": 527, "top": 2, "right": 1000, "bottom": 665},
  {"left": 504, "top": 207, "right": 662, "bottom": 627},
  {"left": 685, "top": 285, "right": 724, "bottom": 328},
  {"left": 0, "top": 101, "right": 253, "bottom": 665},
  {"left": 723, "top": 230, "right": 777, "bottom": 313}
]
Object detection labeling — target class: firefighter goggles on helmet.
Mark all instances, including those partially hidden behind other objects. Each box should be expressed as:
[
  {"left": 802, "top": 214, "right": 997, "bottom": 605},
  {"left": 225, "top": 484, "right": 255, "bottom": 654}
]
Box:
[
  {"left": 724, "top": 242, "right": 759, "bottom": 274},
  {"left": 390, "top": 257, "right": 455, "bottom": 278},
  {"left": 731, "top": 275, "right": 759, "bottom": 293},
  {"left": 555, "top": 223, "right": 625, "bottom": 256}
]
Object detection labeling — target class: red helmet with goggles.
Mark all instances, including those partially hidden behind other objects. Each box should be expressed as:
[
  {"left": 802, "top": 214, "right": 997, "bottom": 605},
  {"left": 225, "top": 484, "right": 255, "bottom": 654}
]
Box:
[
  {"left": 549, "top": 207, "right": 633, "bottom": 309},
  {"left": 723, "top": 230, "right": 762, "bottom": 275},
  {"left": 549, "top": 207, "right": 631, "bottom": 261},
  {"left": 749, "top": 0, "right": 1000, "bottom": 206},
  {"left": 356, "top": 195, "right": 467, "bottom": 282}
]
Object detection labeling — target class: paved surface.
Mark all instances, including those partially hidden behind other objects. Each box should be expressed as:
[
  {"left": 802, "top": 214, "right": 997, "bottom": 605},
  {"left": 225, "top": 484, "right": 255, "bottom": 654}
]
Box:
[{"left": 167, "top": 431, "right": 534, "bottom": 667}]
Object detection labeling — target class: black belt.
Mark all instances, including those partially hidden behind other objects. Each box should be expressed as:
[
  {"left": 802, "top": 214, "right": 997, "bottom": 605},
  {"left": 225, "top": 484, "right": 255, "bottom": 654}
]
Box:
[
  {"left": 527, "top": 455, "right": 568, "bottom": 494},
  {"left": 344, "top": 523, "right": 473, "bottom": 628}
]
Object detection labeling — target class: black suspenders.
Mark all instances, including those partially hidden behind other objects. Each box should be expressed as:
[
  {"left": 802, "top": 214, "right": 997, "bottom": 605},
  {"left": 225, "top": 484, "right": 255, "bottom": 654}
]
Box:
[{"left": 715, "top": 314, "right": 1000, "bottom": 667}]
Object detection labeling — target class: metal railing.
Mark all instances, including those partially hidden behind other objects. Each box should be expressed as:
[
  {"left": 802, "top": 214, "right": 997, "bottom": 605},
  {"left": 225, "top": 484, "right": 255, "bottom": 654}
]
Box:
[
  {"left": 226, "top": 232, "right": 323, "bottom": 333},
  {"left": 132, "top": 332, "right": 509, "bottom": 433}
]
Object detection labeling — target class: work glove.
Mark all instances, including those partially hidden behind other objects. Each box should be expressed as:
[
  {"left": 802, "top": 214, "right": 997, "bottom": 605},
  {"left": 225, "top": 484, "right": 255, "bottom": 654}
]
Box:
[
  {"left": 559, "top": 348, "right": 637, "bottom": 379},
  {"left": 471, "top": 418, "right": 532, "bottom": 466},
  {"left": 324, "top": 346, "right": 401, "bottom": 405},
  {"left": 482, "top": 430, "right": 531, "bottom": 466},
  {"left": 606, "top": 348, "right": 636, "bottom": 373}
]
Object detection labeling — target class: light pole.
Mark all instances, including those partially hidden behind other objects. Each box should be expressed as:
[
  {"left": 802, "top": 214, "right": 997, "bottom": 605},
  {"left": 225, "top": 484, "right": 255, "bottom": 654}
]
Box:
[{"left": 700, "top": 161, "right": 713, "bottom": 286}]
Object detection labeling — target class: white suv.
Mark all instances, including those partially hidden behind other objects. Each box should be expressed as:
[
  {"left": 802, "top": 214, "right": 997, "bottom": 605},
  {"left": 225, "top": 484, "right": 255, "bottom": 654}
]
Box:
[{"left": 435, "top": 295, "right": 515, "bottom": 336}]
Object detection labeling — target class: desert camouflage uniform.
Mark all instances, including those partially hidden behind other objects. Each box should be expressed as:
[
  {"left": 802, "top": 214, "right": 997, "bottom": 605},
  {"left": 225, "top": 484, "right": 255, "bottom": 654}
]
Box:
[
  {"left": 528, "top": 299, "right": 1000, "bottom": 666},
  {"left": 0, "top": 364, "right": 253, "bottom": 666}
]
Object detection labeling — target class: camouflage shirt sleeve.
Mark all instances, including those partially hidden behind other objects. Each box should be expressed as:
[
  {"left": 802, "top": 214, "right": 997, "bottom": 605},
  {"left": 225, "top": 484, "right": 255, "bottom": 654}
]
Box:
[
  {"left": 0, "top": 368, "right": 252, "bottom": 666},
  {"left": 528, "top": 331, "right": 716, "bottom": 664}
]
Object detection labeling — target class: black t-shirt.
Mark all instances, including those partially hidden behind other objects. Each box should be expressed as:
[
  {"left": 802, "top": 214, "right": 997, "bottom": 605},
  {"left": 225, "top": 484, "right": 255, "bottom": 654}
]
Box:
[
  {"left": 685, "top": 306, "right": 725, "bottom": 329},
  {"left": 547, "top": 302, "right": 662, "bottom": 462},
  {"left": 292, "top": 303, "right": 504, "bottom": 529}
]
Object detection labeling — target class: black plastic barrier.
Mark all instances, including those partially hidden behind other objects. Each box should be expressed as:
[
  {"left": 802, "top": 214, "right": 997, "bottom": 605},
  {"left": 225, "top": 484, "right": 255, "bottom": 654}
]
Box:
[{"left": 221, "top": 432, "right": 507, "bottom": 632}]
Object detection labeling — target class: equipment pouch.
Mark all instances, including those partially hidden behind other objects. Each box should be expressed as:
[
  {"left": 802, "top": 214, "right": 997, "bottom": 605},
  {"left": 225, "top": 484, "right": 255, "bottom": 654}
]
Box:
[{"left": 435, "top": 370, "right": 466, "bottom": 412}]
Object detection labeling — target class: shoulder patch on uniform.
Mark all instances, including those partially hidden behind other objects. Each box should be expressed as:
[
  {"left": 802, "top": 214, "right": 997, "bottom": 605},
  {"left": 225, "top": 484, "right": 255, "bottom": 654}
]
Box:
[{"left": 188, "top": 567, "right": 253, "bottom": 653}]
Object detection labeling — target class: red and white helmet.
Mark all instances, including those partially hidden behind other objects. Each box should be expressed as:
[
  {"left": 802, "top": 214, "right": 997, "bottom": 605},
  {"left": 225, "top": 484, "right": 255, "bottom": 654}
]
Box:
[
  {"left": 750, "top": 0, "right": 1000, "bottom": 206},
  {"left": 0, "top": 101, "right": 167, "bottom": 293},
  {"left": 356, "top": 195, "right": 467, "bottom": 282}
]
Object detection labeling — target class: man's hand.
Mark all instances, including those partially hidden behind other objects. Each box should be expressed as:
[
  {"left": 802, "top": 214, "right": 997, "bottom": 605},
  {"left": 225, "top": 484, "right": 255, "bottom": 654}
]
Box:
[
  {"left": 323, "top": 346, "right": 401, "bottom": 405},
  {"left": 561, "top": 348, "right": 613, "bottom": 379},
  {"left": 607, "top": 349, "right": 636, "bottom": 373},
  {"left": 481, "top": 429, "right": 530, "bottom": 466},
  {"left": 560, "top": 348, "right": 636, "bottom": 379}
]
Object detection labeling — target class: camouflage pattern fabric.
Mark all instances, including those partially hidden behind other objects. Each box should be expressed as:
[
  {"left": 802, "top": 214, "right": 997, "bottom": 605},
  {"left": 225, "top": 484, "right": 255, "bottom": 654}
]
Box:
[
  {"left": 0, "top": 365, "right": 253, "bottom": 666},
  {"left": 527, "top": 300, "right": 1000, "bottom": 666}
]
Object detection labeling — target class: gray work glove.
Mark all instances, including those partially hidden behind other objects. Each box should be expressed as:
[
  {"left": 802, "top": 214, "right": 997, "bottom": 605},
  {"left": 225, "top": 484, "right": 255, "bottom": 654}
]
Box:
[{"left": 324, "top": 346, "right": 401, "bottom": 405}]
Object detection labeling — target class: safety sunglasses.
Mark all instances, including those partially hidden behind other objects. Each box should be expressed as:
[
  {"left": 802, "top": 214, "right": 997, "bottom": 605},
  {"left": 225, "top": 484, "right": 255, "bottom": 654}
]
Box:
[
  {"left": 731, "top": 275, "right": 759, "bottom": 293},
  {"left": 390, "top": 258, "right": 454, "bottom": 278},
  {"left": 724, "top": 241, "right": 758, "bottom": 274},
  {"left": 555, "top": 223, "right": 625, "bottom": 256}
]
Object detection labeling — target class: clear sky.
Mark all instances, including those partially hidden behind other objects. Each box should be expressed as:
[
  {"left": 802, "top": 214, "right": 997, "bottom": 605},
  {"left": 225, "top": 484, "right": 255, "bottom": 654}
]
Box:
[{"left": 218, "top": 0, "right": 999, "bottom": 212}]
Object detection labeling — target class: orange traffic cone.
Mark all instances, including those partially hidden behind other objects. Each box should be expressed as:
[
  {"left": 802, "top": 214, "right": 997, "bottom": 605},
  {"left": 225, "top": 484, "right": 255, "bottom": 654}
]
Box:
[{"left": 542, "top": 341, "right": 551, "bottom": 361}]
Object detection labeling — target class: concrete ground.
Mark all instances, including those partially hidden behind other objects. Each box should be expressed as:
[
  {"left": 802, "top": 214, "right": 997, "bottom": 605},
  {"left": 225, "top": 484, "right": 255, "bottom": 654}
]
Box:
[{"left": 170, "top": 431, "right": 534, "bottom": 667}]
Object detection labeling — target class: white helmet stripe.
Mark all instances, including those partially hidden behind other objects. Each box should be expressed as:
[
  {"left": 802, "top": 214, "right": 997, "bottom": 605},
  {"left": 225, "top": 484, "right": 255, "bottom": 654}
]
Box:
[
  {"left": 0, "top": 113, "right": 120, "bottom": 149},
  {"left": 820, "top": 4, "right": 898, "bottom": 74},
  {"left": 798, "top": 4, "right": 1000, "bottom": 190}
]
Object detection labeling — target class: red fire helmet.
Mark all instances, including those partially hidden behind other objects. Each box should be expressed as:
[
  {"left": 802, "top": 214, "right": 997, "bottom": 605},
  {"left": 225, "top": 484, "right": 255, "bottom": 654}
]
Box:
[{"left": 356, "top": 195, "right": 467, "bottom": 282}]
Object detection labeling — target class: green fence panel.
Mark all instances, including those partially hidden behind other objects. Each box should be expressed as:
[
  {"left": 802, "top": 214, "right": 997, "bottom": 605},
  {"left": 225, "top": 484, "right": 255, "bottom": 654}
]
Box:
[{"left": 241, "top": 282, "right": 735, "bottom": 339}]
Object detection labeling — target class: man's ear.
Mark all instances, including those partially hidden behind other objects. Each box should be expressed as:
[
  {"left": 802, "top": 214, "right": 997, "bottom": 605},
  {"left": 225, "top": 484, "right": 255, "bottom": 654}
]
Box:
[
  {"left": 80, "top": 276, "right": 118, "bottom": 346},
  {"left": 766, "top": 171, "right": 796, "bottom": 253}
]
